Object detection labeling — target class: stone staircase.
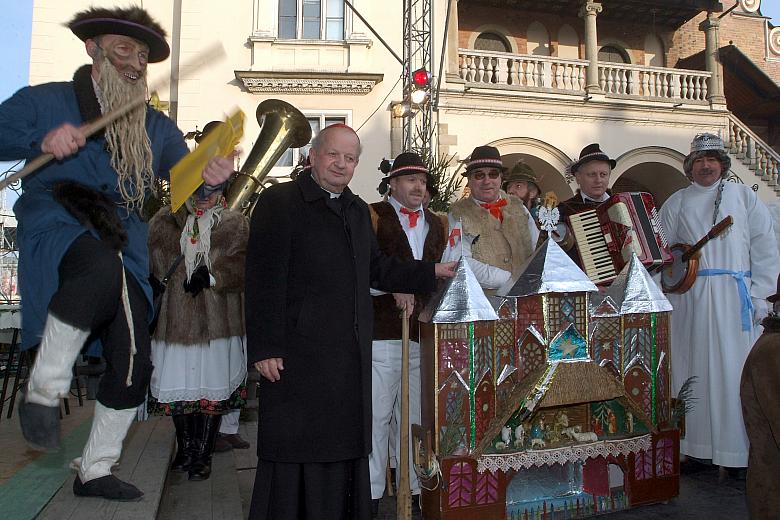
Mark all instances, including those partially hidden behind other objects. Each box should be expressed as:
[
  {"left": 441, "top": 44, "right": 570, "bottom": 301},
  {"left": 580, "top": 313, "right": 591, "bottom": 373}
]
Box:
[{"left": 725, "top": 113, "right": 780, "bottom": 197}]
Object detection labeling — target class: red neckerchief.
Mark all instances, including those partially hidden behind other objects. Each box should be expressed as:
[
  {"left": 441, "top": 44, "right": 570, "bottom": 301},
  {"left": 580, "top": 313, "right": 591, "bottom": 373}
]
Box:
[
  {"left": 480, "top": 198, "right": 508, "bottom": 222},
  {"left": 400, "top": 207, "right": 421, "bottom": 228}
]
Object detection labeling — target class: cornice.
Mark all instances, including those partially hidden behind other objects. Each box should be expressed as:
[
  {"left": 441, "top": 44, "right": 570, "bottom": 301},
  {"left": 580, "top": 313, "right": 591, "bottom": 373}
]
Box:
[{"left": 235, "top": 70, "right": 383, "bottom": 95}]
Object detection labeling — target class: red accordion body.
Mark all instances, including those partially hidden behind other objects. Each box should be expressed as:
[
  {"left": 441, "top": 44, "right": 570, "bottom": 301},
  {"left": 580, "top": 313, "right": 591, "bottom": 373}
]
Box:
[{"left": 568, "top": 192, "right": 672, "bottom": 284}]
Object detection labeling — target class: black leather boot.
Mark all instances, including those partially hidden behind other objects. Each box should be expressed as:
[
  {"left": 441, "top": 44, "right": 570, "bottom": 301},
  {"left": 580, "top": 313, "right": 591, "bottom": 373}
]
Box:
[
  {"left": 188, "top": 414, "right": 222, "bottom": 481},
  {"left": 170, "top": 414, "right": 197, "bottom": 472}
]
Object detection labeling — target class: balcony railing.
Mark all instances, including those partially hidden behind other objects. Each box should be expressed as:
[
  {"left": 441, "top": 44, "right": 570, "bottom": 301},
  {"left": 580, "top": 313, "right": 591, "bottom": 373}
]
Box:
[
  {"left": 457, "top": 49, "right": 712, "bottom": 103},
  {"left": 727, "top": 114, "right": 780, "bottom": 191}
]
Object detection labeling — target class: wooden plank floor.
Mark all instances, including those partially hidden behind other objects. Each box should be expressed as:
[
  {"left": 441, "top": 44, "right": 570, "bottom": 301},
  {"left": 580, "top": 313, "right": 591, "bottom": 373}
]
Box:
[
  {"left": 157, "top": 420, "right": 255, "bottom": 520},
  {"left": 38, "top": 416, "right": 174, "bottom": 520}
]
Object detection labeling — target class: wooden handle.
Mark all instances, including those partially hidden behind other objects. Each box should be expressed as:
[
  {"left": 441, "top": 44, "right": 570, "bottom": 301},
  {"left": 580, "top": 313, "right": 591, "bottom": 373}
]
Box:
[
  {"left": 681, "top": 215, "right": 733, "bottom": 262},
  {"left": 397, "top": 309, "right": 412, "bottom": 520},
  {"left": 0, "top": 43, "right": 225, "bottom": 192}
]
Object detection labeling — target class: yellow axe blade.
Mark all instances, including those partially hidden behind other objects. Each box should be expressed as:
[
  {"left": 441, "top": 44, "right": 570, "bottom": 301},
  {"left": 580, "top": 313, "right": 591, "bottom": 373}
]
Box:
[{"left": 170, "top": 109, "right": 244, "bottom": 212}]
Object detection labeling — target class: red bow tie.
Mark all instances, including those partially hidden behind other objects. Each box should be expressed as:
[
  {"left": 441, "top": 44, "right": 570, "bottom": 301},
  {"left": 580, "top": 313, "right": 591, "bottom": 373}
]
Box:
[
  {"left": 480, "top": 198, "right": 508, "bottom": 222},
  {"left": 400, "top": 207, "right": 421, "bottom": 228}
]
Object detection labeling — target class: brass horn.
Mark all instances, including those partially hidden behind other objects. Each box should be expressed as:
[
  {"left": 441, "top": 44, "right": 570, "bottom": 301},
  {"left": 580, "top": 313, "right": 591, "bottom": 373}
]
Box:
[{"left": 226, "top": 99, "right": 311, "bottom": 214}]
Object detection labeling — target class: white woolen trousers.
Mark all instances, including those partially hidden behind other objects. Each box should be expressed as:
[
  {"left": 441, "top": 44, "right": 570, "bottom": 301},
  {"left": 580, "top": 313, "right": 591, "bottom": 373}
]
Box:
[
  {"left": 369, "top": 339, "right": 421, "bottom": 499},
  {"left": 74, "top": 402, "right": 136, "bottom": 482},
  {"left": 220, "top": 409, "right": 241, "bottom": 435}
]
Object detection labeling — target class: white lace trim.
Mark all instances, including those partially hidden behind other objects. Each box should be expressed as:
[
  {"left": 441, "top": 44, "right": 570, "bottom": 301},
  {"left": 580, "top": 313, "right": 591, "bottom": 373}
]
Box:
[{"left": 477, "top": 434, "right": 652, "bottom": 473}]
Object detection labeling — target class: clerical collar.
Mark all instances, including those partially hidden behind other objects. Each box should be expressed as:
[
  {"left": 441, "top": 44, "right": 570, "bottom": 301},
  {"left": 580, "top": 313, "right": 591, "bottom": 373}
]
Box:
[
  {"left": 388, "top": 196, "right": 422, "bottom": 214},
  {"left": 311, "top": 172, "right": 341, "bottom": 198}
]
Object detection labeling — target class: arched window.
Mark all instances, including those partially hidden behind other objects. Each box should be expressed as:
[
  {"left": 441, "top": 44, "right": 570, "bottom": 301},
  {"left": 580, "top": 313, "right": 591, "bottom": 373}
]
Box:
[
  {"left": 527, "top": 22, "right": 551, "bottom": 56},
  {"left": 644, "top": 34, "right": 665, "bottom": 67},
  {"left": 474, "top": 32, "right": 511, "bottom": 53},
  {"left": 598, "top": 45, "right": 630, "bottom": 64},
  {"left": 558, "top": 24, "right": 579, "bottom": 59}
]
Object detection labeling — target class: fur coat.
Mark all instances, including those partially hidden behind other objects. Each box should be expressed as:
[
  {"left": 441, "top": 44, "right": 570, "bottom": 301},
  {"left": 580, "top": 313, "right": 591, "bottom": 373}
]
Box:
[
  {"left": 740, "top": 314, "right": 780, "bottom": 520},
  {"left": 148, "top": 205, "right": 248, "bottom": 345}
]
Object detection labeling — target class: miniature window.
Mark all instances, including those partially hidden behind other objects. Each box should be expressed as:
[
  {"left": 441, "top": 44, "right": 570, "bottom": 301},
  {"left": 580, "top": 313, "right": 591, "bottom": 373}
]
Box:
[
  {"left": 475, "top": 470, "right": 500, "bottom": 505},
  {"left": 655, "top": 437, "right": 674, "bottom": 476},
  {"left": 474, "top": 32, "right": 511, "bottom": 53},
  {"left": 448, "top": 462, "right": 474, "bottom": 507},
  {"left": 634, "top": 450, "right": 652, "bottom": 480}
]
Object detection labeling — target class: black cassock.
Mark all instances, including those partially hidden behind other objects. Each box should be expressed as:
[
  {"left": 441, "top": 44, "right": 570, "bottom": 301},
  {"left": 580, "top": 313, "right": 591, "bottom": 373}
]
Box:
[{"left": 245, "top": 173, "right": 435, "bottom": 520}]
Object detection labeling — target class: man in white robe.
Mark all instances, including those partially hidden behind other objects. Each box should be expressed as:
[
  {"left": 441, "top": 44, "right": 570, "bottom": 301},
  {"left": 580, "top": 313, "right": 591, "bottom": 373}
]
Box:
[{"left": 660, "top": 133, "right": 779, "bottom": 470}]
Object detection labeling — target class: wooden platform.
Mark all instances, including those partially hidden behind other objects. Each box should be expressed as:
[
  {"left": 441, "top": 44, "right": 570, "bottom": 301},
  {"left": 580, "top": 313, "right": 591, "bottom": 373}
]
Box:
[
  {"left": 157, "top": 420, "right": 256, "bottom": 520},
  {"left": 37, "top": 416, "right": 174, "bottom": 520}
]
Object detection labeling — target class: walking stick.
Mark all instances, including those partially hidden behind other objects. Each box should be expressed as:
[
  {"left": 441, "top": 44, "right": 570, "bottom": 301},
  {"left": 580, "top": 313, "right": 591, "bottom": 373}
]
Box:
[
  {"left": 0, "top": 43, "right": 225, "bottom": 191},
  {"left": 397, "top": 306, "right": 412, "bottom": 520}
]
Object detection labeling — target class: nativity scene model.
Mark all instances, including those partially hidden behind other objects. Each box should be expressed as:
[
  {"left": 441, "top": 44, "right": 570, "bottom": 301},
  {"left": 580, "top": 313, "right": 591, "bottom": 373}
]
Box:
[{"left": 414, "top": 240, "right": 678, "bottom": 520}]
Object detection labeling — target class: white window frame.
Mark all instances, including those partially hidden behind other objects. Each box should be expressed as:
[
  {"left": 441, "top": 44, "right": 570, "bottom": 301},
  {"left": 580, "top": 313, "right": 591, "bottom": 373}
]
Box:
[
  {"left": 269, "top": 110, "right": 353, "bottom": 178},
  {"left": 277, "top": 0, "right": 346, "bottom": 41}
]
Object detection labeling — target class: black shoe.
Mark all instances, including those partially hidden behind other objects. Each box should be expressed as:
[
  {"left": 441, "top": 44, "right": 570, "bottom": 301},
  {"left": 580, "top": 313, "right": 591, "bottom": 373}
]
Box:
[
  {"left": 214, "top": 433, "right": 250, "bottom": 452},
  {"left": 371, "top": 498, "right": 380, "bottom": 518},
  {"left": 73, "top": 475, "right": 143, "bottom": 501},
  {"left": 18, "top": 393, "right": 61, "bottom": 452},
  {"left": 171, "top": 414, "right": 197, "bottom": 472},
  {"left": 680, "top": 457, "right": 710, "bottom": 475},
  {"left": 188, "top": 414, "right": 222, "bottom": 481}
]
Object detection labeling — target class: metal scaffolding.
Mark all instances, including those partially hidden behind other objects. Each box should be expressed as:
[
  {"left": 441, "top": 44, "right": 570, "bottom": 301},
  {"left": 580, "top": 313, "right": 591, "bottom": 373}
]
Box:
[{"left": 402, "top": 0, "right": 434, "bottom": 158}]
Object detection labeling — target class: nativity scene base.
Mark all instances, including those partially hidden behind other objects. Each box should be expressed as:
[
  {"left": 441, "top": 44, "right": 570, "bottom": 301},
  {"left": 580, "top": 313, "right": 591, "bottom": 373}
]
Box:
[{"left": 415, "top": 244, "right": 680, "bottom": 520}]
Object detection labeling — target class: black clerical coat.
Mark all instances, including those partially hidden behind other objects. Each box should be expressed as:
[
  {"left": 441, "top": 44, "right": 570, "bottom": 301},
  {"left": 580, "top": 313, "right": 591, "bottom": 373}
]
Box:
[{"left": 245, "top": 173, "right": 436, "bottom": 463}]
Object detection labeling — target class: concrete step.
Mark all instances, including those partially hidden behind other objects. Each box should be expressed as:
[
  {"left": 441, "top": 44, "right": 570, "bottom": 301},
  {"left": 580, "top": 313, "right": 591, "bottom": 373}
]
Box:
[{"left": 37, "top": 416, "right": 174, "bottom": 520}]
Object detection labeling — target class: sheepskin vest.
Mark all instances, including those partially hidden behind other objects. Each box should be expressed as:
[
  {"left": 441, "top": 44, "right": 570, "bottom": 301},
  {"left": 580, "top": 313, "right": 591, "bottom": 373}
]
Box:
[
  {"left": 148, "top": 206, "right": 249, "bottom": 345},
  {"left": 369, "top": 201, "right": 447, "bottom": 341},
  {"left": 450, "top": 195, "right": 533, "bottom": 278}
]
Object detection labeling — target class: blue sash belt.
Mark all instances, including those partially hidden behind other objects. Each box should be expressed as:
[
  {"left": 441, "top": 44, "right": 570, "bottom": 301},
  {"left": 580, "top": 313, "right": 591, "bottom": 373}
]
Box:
[{"left": 697, "top": 269, "right": 753, "bottom": 331}]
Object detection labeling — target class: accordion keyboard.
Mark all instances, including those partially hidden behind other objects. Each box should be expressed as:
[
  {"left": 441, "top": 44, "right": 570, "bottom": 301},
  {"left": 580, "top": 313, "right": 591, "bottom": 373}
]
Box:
[{"left": 569, "top": 210, "right": 615, "bottom": 283}]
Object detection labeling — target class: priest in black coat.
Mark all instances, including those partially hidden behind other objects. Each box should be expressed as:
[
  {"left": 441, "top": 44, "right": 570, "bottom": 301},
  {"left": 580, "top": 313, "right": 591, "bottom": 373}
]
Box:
[{"left": 245, "top": 124, "right": 455, "bottom": 520}]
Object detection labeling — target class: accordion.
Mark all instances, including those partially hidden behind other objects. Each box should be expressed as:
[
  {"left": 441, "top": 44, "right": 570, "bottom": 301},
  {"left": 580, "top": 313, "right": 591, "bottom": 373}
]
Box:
[{"left": 567, "top": 192, "right": 672, "bottom": 284}]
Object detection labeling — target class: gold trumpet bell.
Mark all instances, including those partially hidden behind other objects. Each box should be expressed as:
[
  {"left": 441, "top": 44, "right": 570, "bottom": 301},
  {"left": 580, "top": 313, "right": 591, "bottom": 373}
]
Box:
[{"left": 226, "top": 99, "right": 312, "bottom": 215}]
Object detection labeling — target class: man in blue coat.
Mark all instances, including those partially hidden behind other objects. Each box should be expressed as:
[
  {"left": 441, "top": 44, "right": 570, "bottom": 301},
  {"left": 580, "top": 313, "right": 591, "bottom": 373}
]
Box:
[{"left": 0, "top": 6, "right": 234, "bottom": 500}]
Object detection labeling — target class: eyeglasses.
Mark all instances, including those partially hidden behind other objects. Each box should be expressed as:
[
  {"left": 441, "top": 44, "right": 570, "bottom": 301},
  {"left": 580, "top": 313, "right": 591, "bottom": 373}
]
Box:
[{"left": 470, "top": 171, "right": 501, "bottom": 180}]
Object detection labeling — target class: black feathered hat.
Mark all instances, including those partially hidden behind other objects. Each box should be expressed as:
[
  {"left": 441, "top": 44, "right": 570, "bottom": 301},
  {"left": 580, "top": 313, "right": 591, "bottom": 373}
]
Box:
[
  {"left": 568, "top": 143, "right": 616, "bottom": 175},
  {"left": 463, "top": 146, "right": 507, "bottom": 176},
  {"left": 377, "top": 152, "right": 429, "bottom": 196},
  {"left": 68, "top": 6, "right": 170, "bottom": 63}
]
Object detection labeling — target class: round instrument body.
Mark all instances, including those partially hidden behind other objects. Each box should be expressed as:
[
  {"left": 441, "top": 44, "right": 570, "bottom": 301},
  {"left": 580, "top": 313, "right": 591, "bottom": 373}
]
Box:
[{"left": 661, "top": 243, "right": 698, "bottom": 294}]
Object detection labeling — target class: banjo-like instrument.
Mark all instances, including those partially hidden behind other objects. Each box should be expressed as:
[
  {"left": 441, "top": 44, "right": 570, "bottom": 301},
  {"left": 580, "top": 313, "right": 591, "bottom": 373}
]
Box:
[{"left": 661, "top": 215, "right": 733, "bottom": 294}]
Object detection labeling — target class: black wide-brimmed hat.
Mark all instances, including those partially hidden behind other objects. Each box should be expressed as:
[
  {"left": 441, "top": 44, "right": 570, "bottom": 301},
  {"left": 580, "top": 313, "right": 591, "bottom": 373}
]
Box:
[
  {"left": 68, "top": 7, "right": 170, "bottom": 63},
  {"left": 377, "top": 151, "right": 430, "bottom": 195},
  {"left": 568, "top": 143, "right": 617, "bottom": 174},
  {"left": 462, "top": 145, "right": 507, "bottom": 176}
]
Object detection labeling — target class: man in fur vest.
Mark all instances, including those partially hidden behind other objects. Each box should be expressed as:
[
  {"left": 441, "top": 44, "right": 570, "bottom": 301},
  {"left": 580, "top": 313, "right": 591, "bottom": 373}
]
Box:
[
  {"left": 0, "top": 7, "right": 234, "bottom": 500},
  {"left": 368, "top": 152, "right": 447, "bottom": 516},
  {"left": 442, "top": 145, "right": 539, "bottom": 293},
  {"left": 741, "top": 276, "right": 780, "bottom": 519}
]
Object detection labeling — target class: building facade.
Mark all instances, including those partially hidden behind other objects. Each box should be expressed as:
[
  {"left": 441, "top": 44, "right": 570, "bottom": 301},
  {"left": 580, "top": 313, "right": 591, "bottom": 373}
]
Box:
[{"left": 21, "top": 0, "right": 780, "bottom": 205}]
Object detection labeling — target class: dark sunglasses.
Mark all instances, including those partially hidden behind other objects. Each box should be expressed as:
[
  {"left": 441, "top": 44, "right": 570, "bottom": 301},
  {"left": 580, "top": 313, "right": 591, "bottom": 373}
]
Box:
[{"left": 471, "top": 171, "right": 501, "bottom": 180}]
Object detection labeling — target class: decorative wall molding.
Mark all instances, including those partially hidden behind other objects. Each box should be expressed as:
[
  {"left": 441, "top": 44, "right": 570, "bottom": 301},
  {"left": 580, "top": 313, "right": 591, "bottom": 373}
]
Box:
[{"left": 235, "top": 71, "right": 383, "bottom": 95}]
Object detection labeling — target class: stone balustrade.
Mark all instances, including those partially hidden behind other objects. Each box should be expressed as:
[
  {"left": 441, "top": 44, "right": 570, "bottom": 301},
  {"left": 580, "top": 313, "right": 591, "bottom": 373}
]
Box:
[
  {"left": 457, "top": 49, "right": 711, "bottom": 103},
  {"left": 727, "top": 115, "right": 780, "bottom": 191}
]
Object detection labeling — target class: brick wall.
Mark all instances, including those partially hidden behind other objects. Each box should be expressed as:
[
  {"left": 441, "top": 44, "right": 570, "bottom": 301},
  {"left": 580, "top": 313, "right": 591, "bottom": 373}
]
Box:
[
  {"left": 669, "top": 0, "right": 780, "bottom": 84},
  {"left": 457, "top": 4, "right": 677, "bottom": 67}
]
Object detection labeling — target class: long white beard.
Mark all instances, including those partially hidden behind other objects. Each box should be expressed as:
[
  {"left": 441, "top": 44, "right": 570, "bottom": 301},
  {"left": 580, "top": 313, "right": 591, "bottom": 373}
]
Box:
[{"left": 97, "top": 56, "right": 154, "bottom": 209}]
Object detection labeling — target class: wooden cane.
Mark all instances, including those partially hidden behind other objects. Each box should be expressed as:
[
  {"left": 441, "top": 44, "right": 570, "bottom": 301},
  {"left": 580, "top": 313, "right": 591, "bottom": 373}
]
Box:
[
  {"left": 0, "top": 43, "right": 225, "bottom": 192},
  {"left": 397, "top": 306, "right": 412, "bottom": 520}
]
